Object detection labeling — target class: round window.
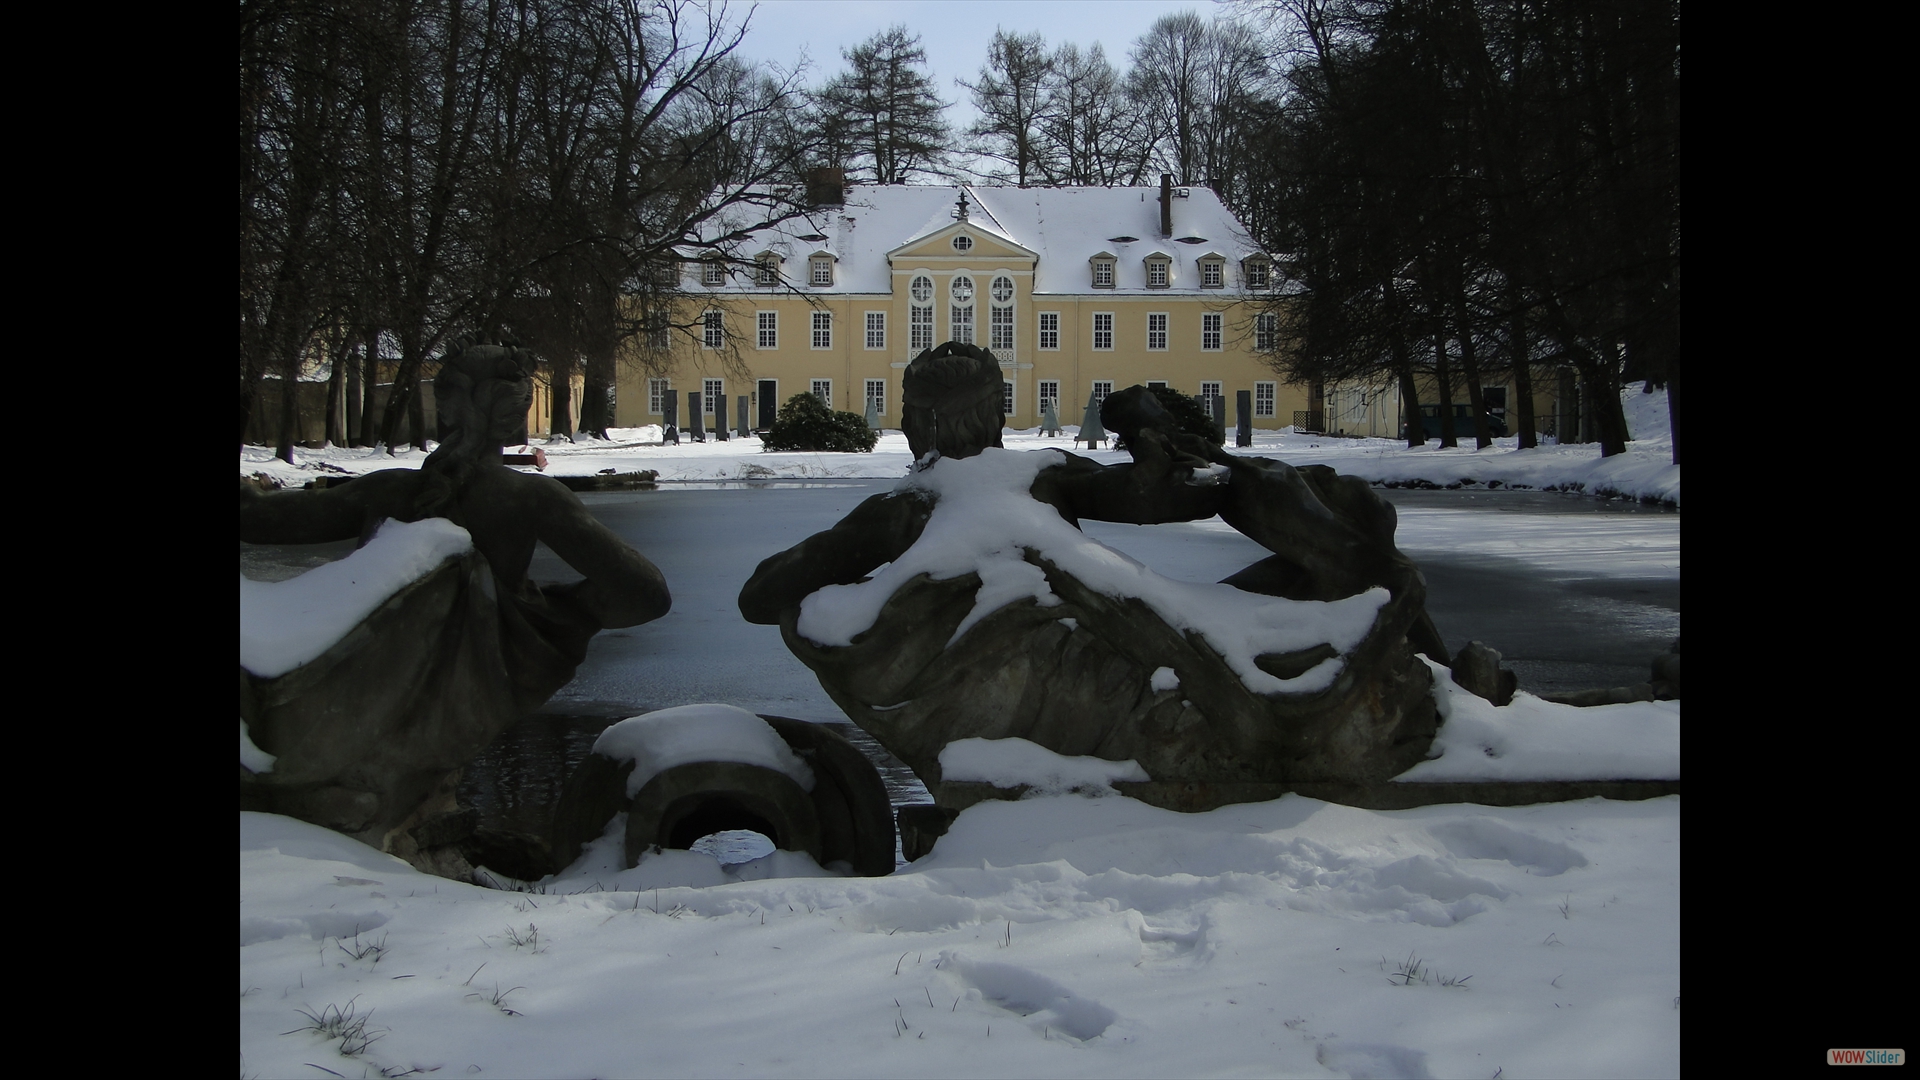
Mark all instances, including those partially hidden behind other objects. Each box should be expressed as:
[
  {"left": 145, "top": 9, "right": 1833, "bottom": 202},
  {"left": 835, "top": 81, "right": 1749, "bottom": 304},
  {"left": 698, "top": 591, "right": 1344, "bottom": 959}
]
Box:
[
  {"left": 910, "top": 275, "right": 933, "bottom": 303},
  {"left": 991, "top": 276, "right": 1014, "bottom": 304},
  {"left": 950, "top": 275, "right": 974, "bottom": 303},
  {"left": 952, "top": 235, "right": 974, "bottom": 252}
]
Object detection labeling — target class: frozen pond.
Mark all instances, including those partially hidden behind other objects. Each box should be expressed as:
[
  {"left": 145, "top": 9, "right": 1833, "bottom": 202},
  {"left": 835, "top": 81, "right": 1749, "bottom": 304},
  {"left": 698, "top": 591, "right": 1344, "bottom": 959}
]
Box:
[{"left": 450, "top": 480, "right": 1679, "bottom": 855}]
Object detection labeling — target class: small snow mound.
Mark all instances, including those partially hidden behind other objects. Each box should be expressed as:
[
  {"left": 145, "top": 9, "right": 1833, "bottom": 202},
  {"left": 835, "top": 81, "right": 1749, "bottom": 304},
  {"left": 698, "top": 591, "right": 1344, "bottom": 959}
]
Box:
[
  {"left": 939, "top": 737, "right": 1148, "bottom": 795},
  {"left": 240, "top": 719, "right": 275, "bottom": 773},
  {"left": 593, "top": 704, "right": 815, "bottom": 796},
  {"left": 240, "top": 517, "right": 472, "bottom": 677}
]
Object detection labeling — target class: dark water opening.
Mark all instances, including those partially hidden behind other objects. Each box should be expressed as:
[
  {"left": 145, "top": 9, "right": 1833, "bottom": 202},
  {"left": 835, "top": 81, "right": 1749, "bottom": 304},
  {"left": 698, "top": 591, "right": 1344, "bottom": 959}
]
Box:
[{"left": 456, "top": 710, "right": 932, "bottom": 872}]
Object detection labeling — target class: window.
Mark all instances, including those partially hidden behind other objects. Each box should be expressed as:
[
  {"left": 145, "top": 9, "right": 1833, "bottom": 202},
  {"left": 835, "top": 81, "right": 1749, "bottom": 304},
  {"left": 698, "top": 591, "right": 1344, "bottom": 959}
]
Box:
[
  {"left": 1092, "top": 381, "right": 1113, "bottom": 409},
  {"left": 757, "top": 311, "right": 777, "bottom": 350},
  {"left": 1255, "top": 381, "right": 1276, "bottom": 417},
  {"left": 811, "top": 379, "right": 832, "bottom": 405},
  {"left": 910, "top": 275, "right": 934, "bottom": 353},
  {"left": 1038, "top": 380, "right": 1060, "bottom": 417},
  {"left": 865, "top": 378, "right": 886, "bottom": 416},
  {"left": 1003, "top": 380, "right": 1015, "bottom": 417},
  {"left": 646, "top": 314, "right": 669, "bottom": 349},
  {"left": 1038, "top": 312, "right": 1059, "bottom": 350},
  {"left": 1200, "top": 381, "right": 1222, "bottom": 409},
  {"left": 1255, "top": 312, "right": 1278, "bottom": 351},
  {"left": 990, "top": 275, "right": 1015, "bottom": 353},
  {"left": 1092, "top": 312, "right": 1113, "bottom": 351},
  {"left": 1245, "top": 260, "right": 1270, "bottom": 289},
  {"left": 950, "top": 274, "right": 974, "bottom": 344},
  {"left": 651, "top": 261, "right": 679, "bottom": 286},
  {"left": 1201, "top": 260, "right": 1223, "bottom": 288},
  {"left": 702, "top": 261, "right": 725, "bottom": 286},
  {"left": 1146, "top": 258, "right": 1169, "bottom": 288},
  {"left": 952, "top": 235, "right": 973, "bottom": 252},
  {"left": 810, "top": 257, "right": 833, "bottom": 286},
  {"left": 703, "top": 310, "right": 723, "bottom": 349},
  {"left": 811, "top": 311, "right": 831, "bottom": 349},
  {"left": 1092, "top": 260, "right": 1114, "bottom": 288},
  {"left": 1202, "top": 312, "right": 1222, "bottom": 351},
  {"left": 704, "top": 378, "right": 724, "bottom": 416},
  {"left": 648, "top": 378, "right": 671, "bottom": 415},
  {"left": 1147, "top": 312, "right": 1168, "bottom": 351},
  {"left": 756, "top": 258, "right": 780, "bottom": 286},
  {"left": 865, "top": 311, "right": 885, "bottom": 350}
]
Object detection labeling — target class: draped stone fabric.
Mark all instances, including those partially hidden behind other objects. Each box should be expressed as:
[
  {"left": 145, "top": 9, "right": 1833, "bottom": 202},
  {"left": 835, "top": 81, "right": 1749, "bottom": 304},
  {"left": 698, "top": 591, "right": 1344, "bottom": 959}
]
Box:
[{"left": 741, "top": 379, "right": 1449, "bottom": 812}]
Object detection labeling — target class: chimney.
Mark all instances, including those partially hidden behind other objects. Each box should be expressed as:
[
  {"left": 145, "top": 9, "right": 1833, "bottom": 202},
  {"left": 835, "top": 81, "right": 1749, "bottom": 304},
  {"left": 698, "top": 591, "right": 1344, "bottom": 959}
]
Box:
[
  {"left": 806, "top": 167, "right": 846, "bottom": 208},
  {"left": 1160, "top": 173, "right": 1173, "bottom": 238}
]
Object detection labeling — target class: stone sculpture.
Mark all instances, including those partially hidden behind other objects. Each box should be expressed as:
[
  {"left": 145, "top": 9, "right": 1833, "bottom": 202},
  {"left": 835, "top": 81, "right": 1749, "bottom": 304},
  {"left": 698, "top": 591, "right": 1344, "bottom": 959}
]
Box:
[
  {"left": 240, "top": 337, "right": 671, "bottom": 872},
  {"left": 740, "top": 342, "right": 1451, "bottom": 815}
]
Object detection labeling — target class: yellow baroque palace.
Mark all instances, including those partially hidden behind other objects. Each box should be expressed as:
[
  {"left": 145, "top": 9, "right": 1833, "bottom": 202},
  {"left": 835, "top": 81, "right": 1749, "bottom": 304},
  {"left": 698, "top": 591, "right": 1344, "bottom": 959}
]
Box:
[{"left": 615, "top": 178, "right": 1305, "bottom": 435}]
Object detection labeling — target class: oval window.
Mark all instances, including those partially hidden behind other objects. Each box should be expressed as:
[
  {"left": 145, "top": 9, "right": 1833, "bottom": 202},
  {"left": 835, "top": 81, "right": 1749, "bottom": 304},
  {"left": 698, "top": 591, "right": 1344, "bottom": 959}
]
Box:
[
  {"left": 951, "top": 275, "right": 974, "bottom": 304},
  {"left": 910, "top": 275, "right": 933, "bottom": 303},
  {"left": 952, "top": 235, "right": 974, "bottom": 252},
  {"left": 991, "top": 276, "right": 1014, "bottom": 304}
]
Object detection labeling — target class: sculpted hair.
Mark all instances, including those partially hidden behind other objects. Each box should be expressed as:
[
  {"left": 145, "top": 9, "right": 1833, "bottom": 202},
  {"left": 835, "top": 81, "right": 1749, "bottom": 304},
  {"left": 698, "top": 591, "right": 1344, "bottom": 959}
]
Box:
[
  {"left": 901, "top": 341, "right": 1004, "bottom": 461},
  {"left": 414, "top": 337, "right": 536, "bottom": 518}
]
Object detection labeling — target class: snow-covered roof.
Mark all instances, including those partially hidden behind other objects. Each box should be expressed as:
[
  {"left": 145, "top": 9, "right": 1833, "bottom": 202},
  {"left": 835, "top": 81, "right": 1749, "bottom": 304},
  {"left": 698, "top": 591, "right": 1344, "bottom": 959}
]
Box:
[{"left": 692, "top": 184, "right": 1267, "bottom": 296}]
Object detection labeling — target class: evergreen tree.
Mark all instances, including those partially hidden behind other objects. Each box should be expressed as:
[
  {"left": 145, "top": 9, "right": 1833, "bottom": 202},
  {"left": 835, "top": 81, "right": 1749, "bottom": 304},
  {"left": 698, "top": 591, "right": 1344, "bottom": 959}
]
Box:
[{"left": 813, "top": 26, "right": 952, "bottom": 184}]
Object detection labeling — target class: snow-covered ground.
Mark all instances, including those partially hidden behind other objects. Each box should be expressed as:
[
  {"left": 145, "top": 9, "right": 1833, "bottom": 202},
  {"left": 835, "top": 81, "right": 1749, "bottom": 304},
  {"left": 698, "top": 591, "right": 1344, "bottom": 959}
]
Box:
[
  {"left": 242, "top": 388, "right": 1680, "bottom": 507},
  {"left": 241, "top": 388, "right": 1679, "bottom": 1078}
]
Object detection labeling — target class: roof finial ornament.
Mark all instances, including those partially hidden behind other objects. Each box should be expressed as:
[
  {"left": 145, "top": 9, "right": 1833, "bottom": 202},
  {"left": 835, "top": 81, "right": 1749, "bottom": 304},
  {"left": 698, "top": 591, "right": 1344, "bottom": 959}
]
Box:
[{"left": 955, "top": 188, "right": 970, "bottom": 221}]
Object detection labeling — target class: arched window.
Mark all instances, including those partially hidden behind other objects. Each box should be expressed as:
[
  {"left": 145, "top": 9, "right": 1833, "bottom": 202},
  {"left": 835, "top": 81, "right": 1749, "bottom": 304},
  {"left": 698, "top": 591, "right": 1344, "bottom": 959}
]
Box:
[
  {"left": 950, "top": 274, "right": 975, "bottom": 344},
  {"left": 910, "top": 274, "right": 934, "bottom": 353},
  {"left": 989, "top": 274, "right": 1015, "bottom": 355}
]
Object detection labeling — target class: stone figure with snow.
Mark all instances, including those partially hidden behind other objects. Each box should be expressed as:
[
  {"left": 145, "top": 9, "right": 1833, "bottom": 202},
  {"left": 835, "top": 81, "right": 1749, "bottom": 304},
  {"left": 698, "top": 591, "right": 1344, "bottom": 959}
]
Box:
[
  {"left": 240, "top": 338, "right": 671, "bottom": 872},
  {"left": 740, "top": 343, "right": 1452, "bottom": 814}
]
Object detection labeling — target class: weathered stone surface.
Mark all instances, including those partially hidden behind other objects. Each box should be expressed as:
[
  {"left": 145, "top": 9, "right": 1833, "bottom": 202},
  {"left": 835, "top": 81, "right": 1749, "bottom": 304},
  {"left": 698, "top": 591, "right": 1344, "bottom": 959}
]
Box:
[
  {"left": 1450, "top": 641, "right": 1518, "bottom": 706},
  {"left": 743, "top": 364, "right": 1451, "bottom": 814},
  {"left": 546, "top": 713, "right": 897, "bottom": 876},
  {"left": 240, "top": 339, "right": 671, "bottom": 876}
]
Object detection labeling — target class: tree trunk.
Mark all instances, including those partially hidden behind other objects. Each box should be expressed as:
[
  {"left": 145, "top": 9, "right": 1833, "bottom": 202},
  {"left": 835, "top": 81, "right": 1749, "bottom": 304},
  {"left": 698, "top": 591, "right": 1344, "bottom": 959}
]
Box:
[
  {"left": 548, "top": 355, "right": 575, "bottom": 442},
  {"left": 1510, "top": 305, "right": 1538, "bottom": 450},
  {"left": 579, "top": 350, "right": 613, "bottom": 439},
  {"left": 276, "top": 369, "right": 300, "bottom": 464},
  {"left": 409, "top": 370, "right": 429, "bottom": 451},
  {"left": 1393, "top": 335, "right": 1424, "bottom": 448},
  {"left": 1431, "top": 333, "right": 1457, "bottom": 449}
]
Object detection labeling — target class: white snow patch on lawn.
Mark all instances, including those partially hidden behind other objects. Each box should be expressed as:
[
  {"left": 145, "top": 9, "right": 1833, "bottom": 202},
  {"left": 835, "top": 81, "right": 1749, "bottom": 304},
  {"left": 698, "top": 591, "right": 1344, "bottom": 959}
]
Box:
[
  {"left": 1397, "top": 658, "right": 1679, "bottom": 782},
  {"left": 239, "top": 517, "right": 472, "bottom": 677}
]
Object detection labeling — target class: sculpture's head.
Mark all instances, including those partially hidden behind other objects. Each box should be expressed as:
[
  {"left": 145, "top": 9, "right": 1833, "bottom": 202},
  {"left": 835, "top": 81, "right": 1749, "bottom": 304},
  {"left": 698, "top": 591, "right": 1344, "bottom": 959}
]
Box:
[
  {"left": 431, "top": 337, "right": 538, "bottom": 457},
  {"left": 901, "top": 341, "right": 1004, "bottom": 462}
]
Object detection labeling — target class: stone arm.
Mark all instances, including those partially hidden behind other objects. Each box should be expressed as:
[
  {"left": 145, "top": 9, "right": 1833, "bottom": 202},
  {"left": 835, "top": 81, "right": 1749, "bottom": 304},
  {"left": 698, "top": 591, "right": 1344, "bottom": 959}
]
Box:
[
  {"left": 738, "top": 490, "right": 934, "bottom": 625},
  {"left": 239, "top": 471, "right": 422, "bottom": 545},
  {"left": 1030, "top": 433, "right": 1227, "bottom": 528},
  {"left": 529, "top": 483, "right": 672, "bottom": 630}
]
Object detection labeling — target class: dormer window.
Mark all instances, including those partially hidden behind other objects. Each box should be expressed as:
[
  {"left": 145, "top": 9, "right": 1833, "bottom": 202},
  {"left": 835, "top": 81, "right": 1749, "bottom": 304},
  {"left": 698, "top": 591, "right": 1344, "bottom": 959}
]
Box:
[
  {"left": 810, "top": 256, "right": 834, "bottom": 287},
  {"left": 1199, "top": 257, "right": 1224, "bottom": 288},
  {"left": 702, "top": 260, "right": 726, "bottom": 286},
  {"left": 650, "top": 260, "right": 679, "bottom": 286},
  {"left": 1145, "top": 255, "right": 1171, "bottom": 289},
  {"left": 755, "top": 255, "right": 781, "bottom": 286},
  {"left": 1244, "top": 258, "right": 1271, "bottom": 290},
  {"left": 1092, "top": 258, "right": 1115, "bottom": 288},
  {"left": 952, "top": 235, "right": 974, "bottom": 252}
]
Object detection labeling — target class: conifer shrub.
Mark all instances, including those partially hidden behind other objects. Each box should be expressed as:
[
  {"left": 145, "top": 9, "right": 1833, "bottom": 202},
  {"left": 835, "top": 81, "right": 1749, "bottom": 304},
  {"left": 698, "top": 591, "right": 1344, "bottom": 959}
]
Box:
[
  {"left": 1147, "top": 386, "right": 1226, "bottom": 446},
  {"left": 761, "top": 392, "right": 878, "bottom": 453}
]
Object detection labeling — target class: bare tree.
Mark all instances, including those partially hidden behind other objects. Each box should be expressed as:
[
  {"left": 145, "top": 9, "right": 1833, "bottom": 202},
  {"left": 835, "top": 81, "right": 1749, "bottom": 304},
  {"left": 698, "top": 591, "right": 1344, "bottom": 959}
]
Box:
[{"left": 958, "top": 29, "right": 1057, "bottom": 186}]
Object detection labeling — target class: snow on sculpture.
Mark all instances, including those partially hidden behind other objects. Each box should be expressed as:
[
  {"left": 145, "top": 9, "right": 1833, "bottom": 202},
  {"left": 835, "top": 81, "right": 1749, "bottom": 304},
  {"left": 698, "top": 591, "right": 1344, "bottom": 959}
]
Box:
[{"left": 740, "top": 342, "right": 1453, "bottom": 815}]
